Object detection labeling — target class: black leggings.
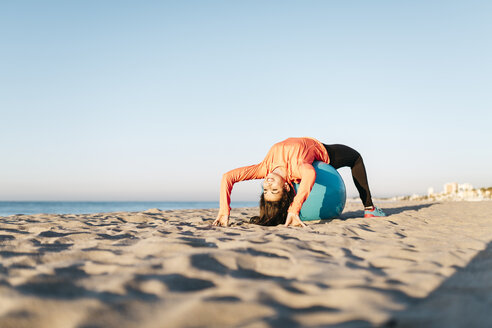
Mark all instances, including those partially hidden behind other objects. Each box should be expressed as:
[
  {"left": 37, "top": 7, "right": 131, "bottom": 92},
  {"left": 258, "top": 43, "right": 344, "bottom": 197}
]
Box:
[{"left": 323, "top": 144, "right": 374, "bottom": 208}]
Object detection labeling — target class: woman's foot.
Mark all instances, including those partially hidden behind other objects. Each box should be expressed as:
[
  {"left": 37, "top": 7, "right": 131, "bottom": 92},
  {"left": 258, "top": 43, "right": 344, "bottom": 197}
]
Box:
[{"left": 364, "top": 206, "right": 386, "bottom": 218}]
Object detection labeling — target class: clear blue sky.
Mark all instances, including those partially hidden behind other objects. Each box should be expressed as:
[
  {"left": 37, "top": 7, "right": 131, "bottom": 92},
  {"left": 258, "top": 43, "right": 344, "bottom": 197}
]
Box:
[{"left": 1, "top": 1, "right": 491, "bottom": 201}]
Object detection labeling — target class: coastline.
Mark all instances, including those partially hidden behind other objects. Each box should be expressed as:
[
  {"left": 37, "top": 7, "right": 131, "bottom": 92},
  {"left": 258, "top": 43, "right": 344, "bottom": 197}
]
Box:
[
  {"left": 1, "top": 200, "right": 492, "bottom": 327},
  {"left": 0, "top": 201, "right": 259, "bottom": 217}
]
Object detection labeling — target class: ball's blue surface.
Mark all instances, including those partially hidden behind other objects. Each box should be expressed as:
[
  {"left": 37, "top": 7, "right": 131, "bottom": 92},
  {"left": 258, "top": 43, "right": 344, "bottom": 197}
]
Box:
[{"left": 293, "top": 161, "right": 346, "bottom": 220}]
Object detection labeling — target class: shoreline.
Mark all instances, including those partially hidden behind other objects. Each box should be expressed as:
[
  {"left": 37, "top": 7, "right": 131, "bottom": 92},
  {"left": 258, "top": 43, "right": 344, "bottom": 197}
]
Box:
[
  {"left": 1, "top": 200, "right": 492, "bottom": 327},
  {"left": 0, "top": 201, "right": 259, "bottom": 217},
  {"left": 0, "top": 198, "right": 468, "bottom": 218}
]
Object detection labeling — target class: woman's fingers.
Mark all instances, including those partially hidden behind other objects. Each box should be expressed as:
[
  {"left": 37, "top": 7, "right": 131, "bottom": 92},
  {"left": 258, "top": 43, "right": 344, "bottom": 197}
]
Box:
[
  {"left": 213, "top": 215, "right": 229, "bottom": 227},
  {"left": 293, "top": 217, "right": 306, "bottom": 227},
  {"left": 212, "top": 217, "right": 220, "bottom": 226},
  {"left": 285, "top": 213, "right": 306, "bottom": 227},
  {"left": 284, "top": 215, "right": 292, "bottom": 227}
]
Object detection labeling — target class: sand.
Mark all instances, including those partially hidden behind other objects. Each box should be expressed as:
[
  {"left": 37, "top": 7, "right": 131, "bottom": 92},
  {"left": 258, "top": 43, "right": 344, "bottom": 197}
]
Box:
[{"left": 1, "top": 200, "right": 492, "bottom": 328}]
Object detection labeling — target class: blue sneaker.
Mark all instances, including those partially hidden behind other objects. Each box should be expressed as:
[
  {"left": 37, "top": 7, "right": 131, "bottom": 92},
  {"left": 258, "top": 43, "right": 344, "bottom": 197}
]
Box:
[{"left": 364, "top": 206, "right": 386, "bottom": 218}]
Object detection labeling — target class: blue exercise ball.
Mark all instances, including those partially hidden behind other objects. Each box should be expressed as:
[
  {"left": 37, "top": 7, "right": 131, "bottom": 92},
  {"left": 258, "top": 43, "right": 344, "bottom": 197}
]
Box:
[{"left": 293, "top": 161, "right": 346, "bottom": 221}]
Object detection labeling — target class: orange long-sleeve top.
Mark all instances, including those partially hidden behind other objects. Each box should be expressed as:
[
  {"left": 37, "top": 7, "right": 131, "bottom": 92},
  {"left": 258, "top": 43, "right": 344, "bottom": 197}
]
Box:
[{"left": 219, "top": 137, "right": 330, "bottom": 216}]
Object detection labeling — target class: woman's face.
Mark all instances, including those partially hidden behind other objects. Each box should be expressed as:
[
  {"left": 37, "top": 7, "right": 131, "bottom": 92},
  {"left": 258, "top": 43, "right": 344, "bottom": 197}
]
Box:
[{"left": 263, "top": 172, "right": 286, "bottom": 202}]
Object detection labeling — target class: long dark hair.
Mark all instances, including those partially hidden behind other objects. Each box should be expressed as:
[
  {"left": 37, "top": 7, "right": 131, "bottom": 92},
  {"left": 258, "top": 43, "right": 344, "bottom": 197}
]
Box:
[{"left": 249, "top": 187, "right": 296, "bottom": 226}]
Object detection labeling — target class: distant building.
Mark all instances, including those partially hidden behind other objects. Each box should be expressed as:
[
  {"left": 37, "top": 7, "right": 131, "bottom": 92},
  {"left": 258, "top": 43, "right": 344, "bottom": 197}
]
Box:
[
  {"left": 422, "top": 183, "right": 490, "bottom": 202},
  {"left": 444, "top": 182, "right": 458, "bottom": 194},
  {"left": 458, "top": 183, "right": 473, "bottom": 192}
]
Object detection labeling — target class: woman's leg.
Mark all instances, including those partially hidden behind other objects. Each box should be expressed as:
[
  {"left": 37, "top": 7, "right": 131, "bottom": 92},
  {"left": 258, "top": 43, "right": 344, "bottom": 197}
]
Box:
[{"left": 323, "top": 144, "right": 374, "bottom": 208}]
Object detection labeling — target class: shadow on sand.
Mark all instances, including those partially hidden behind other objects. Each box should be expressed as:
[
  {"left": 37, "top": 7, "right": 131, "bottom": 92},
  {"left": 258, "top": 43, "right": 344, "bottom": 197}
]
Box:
[
  {"left": 335, "top": 203, "right": 437, "bottom": 221},
  {"left": 384, "top": 240, "right": 492, "bottom": 328}
]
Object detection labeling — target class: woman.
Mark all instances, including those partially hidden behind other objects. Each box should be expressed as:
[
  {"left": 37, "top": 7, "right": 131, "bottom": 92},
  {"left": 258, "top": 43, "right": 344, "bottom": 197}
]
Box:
[{"left": 213, "top": 137, "right": 385, "bottom": 227}]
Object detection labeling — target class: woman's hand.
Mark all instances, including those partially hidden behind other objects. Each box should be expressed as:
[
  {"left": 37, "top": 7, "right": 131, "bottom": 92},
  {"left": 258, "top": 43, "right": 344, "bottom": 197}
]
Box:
[
  {"left": 284, "top": 213, "right": 307, "bottom": 227},
  {"left": 213, "top": 214, "right": 229, "bottom": 227}
]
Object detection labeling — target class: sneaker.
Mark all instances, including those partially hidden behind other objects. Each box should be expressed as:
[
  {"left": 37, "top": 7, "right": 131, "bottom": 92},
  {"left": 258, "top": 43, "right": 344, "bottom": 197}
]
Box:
[{"left": 364, "top": 206, "right": 386, "bottom": 218}]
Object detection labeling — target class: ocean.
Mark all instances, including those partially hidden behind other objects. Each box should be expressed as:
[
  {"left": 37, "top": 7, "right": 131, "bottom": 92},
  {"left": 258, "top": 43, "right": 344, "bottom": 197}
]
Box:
[{"left": 0, "top": 201, "right": 258, "bottom": 217}]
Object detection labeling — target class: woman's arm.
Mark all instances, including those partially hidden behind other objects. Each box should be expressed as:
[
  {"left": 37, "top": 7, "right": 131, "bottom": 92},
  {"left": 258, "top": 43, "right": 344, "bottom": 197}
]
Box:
[
  {"left": 288, "top": 163, "right": 316, "bottom": 215},
  {"left": 215, "top": 164, "right": 265, "bottom": 226}
]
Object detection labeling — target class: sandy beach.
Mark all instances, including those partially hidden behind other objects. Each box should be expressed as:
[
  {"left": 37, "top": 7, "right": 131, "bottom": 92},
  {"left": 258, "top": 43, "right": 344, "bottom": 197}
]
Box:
[{"left": 1, "top": 200, "right": 491, "bottom": 328}]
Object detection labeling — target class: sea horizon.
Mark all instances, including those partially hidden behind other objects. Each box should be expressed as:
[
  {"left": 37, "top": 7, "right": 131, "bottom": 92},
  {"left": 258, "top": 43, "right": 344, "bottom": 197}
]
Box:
[
  {"left": 0, "top": 201, "right": 259, "bottom": 217},
  {"left": 0, "top": 198, "right": 392, "bottom": 217}
]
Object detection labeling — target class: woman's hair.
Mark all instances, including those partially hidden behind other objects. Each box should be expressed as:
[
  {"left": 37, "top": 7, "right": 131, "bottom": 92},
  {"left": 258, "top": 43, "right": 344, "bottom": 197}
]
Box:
[{"left": 249, "top": 187, "right": 296, "bottom": 226}]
